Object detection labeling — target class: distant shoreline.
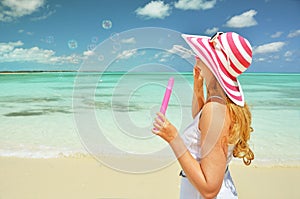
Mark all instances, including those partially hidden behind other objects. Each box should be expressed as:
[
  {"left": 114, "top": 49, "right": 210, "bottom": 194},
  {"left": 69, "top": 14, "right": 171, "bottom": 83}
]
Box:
[
  {"left": 0, "top": 70, "right": 77, "bottom": 74},
  {"left": 0, "top": 71, "right": 299, "bottom": 75}
]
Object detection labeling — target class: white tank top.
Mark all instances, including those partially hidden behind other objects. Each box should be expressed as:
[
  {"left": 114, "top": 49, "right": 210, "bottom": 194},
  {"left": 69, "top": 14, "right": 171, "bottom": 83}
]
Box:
[
  {"left": 180, "top": 109, "right": 238, "bottom": 198},
  {"left": 180, "top": 98, "right": 238, "bottom": 198},
  {"left": 181, "top": 109, "right": 235, "bottom": 165}
]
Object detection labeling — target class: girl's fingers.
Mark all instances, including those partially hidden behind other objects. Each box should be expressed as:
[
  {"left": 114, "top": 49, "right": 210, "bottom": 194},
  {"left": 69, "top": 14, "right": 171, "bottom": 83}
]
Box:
[
  {"left": 152, "top": 113, "right": 168, "bottom": 135},
  {"left": 151, "top": 128, "right": 160, "bottom": 135},
  {"left": 194, "top": 66, "right": 201, "bottom": 73},
  {"left": 194, "top": 67, "right": 203, "bottom": 81},
  {"left": 156, "top": 112, "right": 166, "bottom": 120},
  {"left": 152, "top": 113, "right": 165, "bottom": 128},
  {"left": 155, "top": 117, "right": 164, "bottom": 126},
  {"left": 157, "top": 113, "right": 167, "bottom": 126},
  {"left": 193, "top": 67, "right": 199, "bottom": 77},
  {"left": 153, "top": 121, "right": 161, "bottom": 129},
  {"left": 193, "top": 67, "right": 198, "bottom": 77}
]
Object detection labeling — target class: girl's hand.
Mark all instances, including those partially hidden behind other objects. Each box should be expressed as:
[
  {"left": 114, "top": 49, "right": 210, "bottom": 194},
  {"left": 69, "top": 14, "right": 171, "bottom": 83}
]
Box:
[
  {"left": 193, "top": 66, "right": 204, "bottom": 100},
  {"left": 152, "top": 112, "right": 178, "bottom": 143}
]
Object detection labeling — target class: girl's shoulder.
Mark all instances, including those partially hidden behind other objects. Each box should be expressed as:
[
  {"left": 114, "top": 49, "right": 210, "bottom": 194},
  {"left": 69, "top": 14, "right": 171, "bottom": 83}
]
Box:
[
  {"left": 201, "top": 99, "right": 227, "bottom": 114},
  {"left": 199, "top": 100, "right": 231, "bottom": 133}
]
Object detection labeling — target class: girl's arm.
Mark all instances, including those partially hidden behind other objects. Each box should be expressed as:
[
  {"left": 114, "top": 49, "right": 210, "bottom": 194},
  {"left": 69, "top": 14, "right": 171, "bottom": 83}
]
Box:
[{"left": 153, "top": 102, "right": 230, "bottom": 199}]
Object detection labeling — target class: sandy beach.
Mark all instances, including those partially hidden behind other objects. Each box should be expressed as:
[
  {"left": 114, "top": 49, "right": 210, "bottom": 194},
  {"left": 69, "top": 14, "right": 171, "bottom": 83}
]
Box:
[{"left": 0, "top": 157, "right": 299, "bottom": 199}]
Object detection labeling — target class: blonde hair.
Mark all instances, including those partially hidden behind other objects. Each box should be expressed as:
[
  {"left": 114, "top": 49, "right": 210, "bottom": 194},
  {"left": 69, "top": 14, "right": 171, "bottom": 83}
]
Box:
[{"left": 226, "top": 98, "right": 254, "bottom": 166}]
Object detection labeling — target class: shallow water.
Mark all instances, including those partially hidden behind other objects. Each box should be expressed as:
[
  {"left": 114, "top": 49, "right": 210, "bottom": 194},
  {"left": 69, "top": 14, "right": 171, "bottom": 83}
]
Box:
[{"left": 0, "top": 72, "right": 299, "bottom": 166}]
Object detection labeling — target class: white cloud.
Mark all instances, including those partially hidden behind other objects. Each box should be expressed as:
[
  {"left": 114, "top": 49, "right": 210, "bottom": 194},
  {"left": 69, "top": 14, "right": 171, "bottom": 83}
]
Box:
[
  {"left": 270, "top": 31, "right": 283, "bottom": 38},
  {"left": 2, "top": 47, "right": 55, "bottom": 63},
  {"left": 204, "top": 27, "right": 219, "bottom": 35},
  {"left": 284, "top": 50, "right": 294, "bottom": 62},
  {"left": 0, "top": 0, "right": 45, "bottom": 22},
  {"left": 154, "top": 45, "right": 193, "bottom": 62},
  {"left": 287, "top": 29, "right": 300, "bottom": 38},
  {"left": 225, "top": 9, "right": 258, "bottom": 28},
  {"left": 256, "top": 57, "right": 266, "bottom": 62},
  {"left": 174, "top": 0, "right": 216, "bottom": 10},
  {"left": 168, "top": 45, "right": 194, "bottom": 58},
  {"left": 30, "top": 5, "right": 57, "bottom": 21},
  {"left": 154, "top": 51, "right": 172, "bottom": 62},
  {"left": 83, "top": 50, "right": 95, "bottom": 57},
  {"left": 255, "top": 55, "right": 280, "bottom": 63},
  {"left": 121, "top": 37, "right": 136, "bottom": 44},
  {"left": 0, "top": 41, "right": 24, "bottom": 53},
  {"left": 253, "top": 42, "right": 285, "bottom": 54},
  {"left": 138, "top": 50, "right": 146, "bottom": 56},
  {"left": 284, "top": 51, "right": 293, "bottom": 57},
  {"left": 117, "top": 49, "right": 137, "bottom": 59},
  {"left": 18, "top": 29, "right": 34, "bottom": 36},
  {"left": 135, "top": 1, "right": 171, "bottom": 19},
  {"left": 0, "top": 41, "right": 81, "bottom": 65},
  {"left": 284, "top": 50, "right": 293, "bottom": 61}
]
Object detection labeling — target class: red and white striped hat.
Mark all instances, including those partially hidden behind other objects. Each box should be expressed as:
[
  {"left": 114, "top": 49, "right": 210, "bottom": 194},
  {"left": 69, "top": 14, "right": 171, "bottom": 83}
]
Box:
[{"left": 182, "top": 32, "right": 252, "bottom": 107}]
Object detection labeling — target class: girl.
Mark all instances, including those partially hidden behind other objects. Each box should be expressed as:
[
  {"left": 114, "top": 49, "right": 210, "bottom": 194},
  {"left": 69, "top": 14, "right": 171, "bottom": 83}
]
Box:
[{"left": 152, "top": 32, "right": 254, "bottom": 198}]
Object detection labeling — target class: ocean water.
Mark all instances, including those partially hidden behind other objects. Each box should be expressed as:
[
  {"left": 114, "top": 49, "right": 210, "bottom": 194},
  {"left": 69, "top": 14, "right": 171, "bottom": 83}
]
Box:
[{"left": 0, "top": 72, "right": 299, "bottom": 167}]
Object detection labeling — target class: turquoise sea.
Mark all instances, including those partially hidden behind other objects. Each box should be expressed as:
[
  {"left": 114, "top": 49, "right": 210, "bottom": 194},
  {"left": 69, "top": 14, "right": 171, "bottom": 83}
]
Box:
[{"left": 0, "top": 72, "right": 299, "bottom": 167}]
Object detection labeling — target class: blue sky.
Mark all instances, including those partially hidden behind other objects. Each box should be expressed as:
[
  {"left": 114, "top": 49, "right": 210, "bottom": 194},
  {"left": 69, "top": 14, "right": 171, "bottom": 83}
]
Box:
[{"left": 0, "top": 0, "right": 299, "bottom": 72}]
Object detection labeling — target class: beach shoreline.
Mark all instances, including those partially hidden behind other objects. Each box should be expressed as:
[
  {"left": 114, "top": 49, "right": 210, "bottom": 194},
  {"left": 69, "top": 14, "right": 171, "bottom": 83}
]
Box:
[{"left": 0, "top": 156, "right": 299, "bottom": 199}]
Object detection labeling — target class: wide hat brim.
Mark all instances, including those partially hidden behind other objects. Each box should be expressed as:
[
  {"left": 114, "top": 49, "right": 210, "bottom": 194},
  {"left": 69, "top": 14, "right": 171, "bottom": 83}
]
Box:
[{"left": 182, "top": 33, "right": 247, "bottom": 107}]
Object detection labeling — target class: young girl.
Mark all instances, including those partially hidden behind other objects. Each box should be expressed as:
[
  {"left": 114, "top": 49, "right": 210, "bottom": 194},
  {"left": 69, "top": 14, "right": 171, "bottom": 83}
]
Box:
[{"left": 152, "top": 32, "right": 254, "bottom": 198}]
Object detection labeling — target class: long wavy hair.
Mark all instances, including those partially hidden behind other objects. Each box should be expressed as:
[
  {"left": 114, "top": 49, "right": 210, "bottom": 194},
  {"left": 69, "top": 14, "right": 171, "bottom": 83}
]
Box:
[{"left": 226, "top": 98, "right": 254, "bottom": 165}]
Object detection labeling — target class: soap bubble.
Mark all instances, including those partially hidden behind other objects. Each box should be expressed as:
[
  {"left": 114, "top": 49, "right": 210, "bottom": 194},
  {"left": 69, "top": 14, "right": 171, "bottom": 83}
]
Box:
[
  {"left": 102, "top": 20, "right": 112, "bottom": 30},
  {"left": 98, "top": 55, "right": 104, "bottom": 61},
  {"left": 45, "top": 36, "right": 54, "bottom": 44},
  {"left": 87, "top": 44, "right": 97, "bottom": 51},
  {"left": 70, "top": 54, "right": 80, "bottom": 64},
  {"left": 68, "top": 40, "right": 78, "bottom": 49},
  {"left": 113, "top": 42, "right": 121, "bottom": 51},
  {"left": 110, "top": 32, "right": 120, "bottom": 42},
  {"left": 91, "top": 36, "right": 98, "bottom": 43}
]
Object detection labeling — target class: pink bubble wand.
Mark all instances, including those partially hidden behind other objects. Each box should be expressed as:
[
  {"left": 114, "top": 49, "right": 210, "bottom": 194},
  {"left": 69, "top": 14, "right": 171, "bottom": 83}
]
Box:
[
  {"left": 160, "top": 77, "right": 174, "bottom": 115},
  {"left": 153, "top": 77, "right": 174, "bottom": 132}
]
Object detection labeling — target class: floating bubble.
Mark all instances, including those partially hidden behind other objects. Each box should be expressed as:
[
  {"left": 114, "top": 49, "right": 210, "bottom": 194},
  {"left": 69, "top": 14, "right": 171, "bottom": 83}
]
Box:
[
  {"left": 45, "top": 36, "right": 54, "bottom": 44},
  {"left": 91, "top": 36, "right": 98, "bottom": 43},
  {"left": 110, "top": 32, "right": 120, "bottom": 42},
  {"left": 87, "top": 44, "right": 97, "bottom": 51},
  {"left": 102, "top": 20, "right": 112, "bottom": 30},
  {"left": 98, "top": 55, "right": 104, "bottom": 61},
  {"left": 113, "top": 42, "right": 121, "bottom": 51},
  {"left": 68, "top": 40, "right": 78, "bottom": 49},
  {"left": 70, "top": 55, "right": 80, "bottom": 63}
]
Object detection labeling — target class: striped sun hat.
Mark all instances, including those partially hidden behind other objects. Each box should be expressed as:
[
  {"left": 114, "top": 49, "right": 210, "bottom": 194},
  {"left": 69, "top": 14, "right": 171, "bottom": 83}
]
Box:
[{"left": 182, "top": 32, "right": 252, "bottom": 107}]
